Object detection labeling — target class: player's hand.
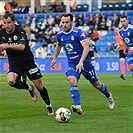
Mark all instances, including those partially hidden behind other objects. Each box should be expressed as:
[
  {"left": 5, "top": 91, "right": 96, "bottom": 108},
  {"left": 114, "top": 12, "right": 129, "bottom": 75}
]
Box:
[
  {"left": 51, "top": 59, "right": 56, "bottom": 69},
  {"left": 123, "top": 49, "right": 127, "bottom": 55},
  {"left": 76, "top": 62, "right": 84, "bottom": 73},
  {"left": 0, "top": 44, "right": 8, "bottom": 50}
]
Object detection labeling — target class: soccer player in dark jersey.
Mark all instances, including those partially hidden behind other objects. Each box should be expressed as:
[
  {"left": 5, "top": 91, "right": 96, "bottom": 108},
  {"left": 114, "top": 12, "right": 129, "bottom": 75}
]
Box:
[
  {"left": 88, "top": 38, "right": 99, "bottom": 66},
  {"left": 119, "top": 15, "right": 133, "bottom": 79},
  {"left": 0, "top": 13, "right": 54, "bottom": 115},
  {"left": 51, "top": 13, "right": 115, "bottom": 115}
]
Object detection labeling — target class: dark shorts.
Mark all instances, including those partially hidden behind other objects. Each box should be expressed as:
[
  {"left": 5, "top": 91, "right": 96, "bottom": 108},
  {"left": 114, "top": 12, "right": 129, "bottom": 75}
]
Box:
[
  {"left": 8, "top": 61, "right": 42, "bottom": 80},
  {"left": 119, "top": 50, "right": 127, "bottom": 58}
]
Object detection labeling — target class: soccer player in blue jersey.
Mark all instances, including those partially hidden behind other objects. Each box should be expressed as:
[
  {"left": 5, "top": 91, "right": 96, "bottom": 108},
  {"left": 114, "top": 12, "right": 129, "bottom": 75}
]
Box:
[
  {"left": 51, "top": 13, "right": 115, "bottom": 114},
  {"left": 119, "top": 15, "right": 133, "bottom": 79}
]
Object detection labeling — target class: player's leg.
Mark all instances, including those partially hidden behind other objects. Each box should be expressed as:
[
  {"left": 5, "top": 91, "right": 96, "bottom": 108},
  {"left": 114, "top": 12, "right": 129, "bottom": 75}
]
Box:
[
  {"left": 127, "top": 54, "right": 133, "bottom": 79},
  {"left": 66, "top": 70, "right": 83, "bottom": 115},
  {"left": 120, "top": 58, "right": 126, "bottom": 80},
  {"left": 7, "top": 71, "right": 37, "bottom": 102},
  {"left": 119, "top": 50, "right": 126, "bottom": 80},
  {"left": 22, "top": 74, "right": 27, "bottom": 85},
  {"left": 82, "top": 67, "right": 115, "bottom": 109},
  {"left": 32, "top": 78, "right": 54, "bottom": 115},
  {"left": 26, "top": 62, "right": 54, "bottom": 115}
]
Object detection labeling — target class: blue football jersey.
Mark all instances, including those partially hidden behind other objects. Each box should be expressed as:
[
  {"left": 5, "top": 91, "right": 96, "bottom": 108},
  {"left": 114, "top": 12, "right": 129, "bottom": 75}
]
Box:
[
  {"left": 119, "top": 24, "right": 133, "bottom": 48},
  {"left": 56, "top": 27, "right": 91, "bottom": 65}
]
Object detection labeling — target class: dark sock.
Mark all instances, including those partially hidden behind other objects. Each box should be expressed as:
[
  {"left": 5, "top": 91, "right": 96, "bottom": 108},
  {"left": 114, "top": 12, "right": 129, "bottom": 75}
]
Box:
[
  {"left": 39, "top": 87, "right": 50, "bottom": 105},
  {"left": 12, "top": 79, "right": 29, "bottom": 90}
]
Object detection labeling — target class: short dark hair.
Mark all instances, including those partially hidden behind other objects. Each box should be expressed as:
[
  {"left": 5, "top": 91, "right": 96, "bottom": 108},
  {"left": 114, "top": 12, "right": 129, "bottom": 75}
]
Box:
[
  {"left": 3, "top": 13, "right": 15, "bottom": 21},
  {"left": 60, "top": 13, "right": 73, "bottom": 22},
  {"left": 120, "top": 15, "right": 127, "bottom": 19}
]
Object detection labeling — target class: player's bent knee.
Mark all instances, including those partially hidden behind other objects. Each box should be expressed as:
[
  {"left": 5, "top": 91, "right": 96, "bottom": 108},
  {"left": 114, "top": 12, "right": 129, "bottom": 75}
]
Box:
[
  {"left": 92, "top": 81, "right": 102, "bottom": 90},
  {"left": 8, "top": 80, "right": 16, "bottom": 86},
  {"left": 129, "top": 65, "right": 133, "bottom": 72},
  {"left": 67, "top": 77, "right": 76, "bottom": 86}
]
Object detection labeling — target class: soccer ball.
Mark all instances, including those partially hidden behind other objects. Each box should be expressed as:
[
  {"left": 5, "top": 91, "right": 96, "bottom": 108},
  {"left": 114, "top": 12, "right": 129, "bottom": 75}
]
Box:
[{"left": 55, "top": 107, "right": 71, "bottom": 123}]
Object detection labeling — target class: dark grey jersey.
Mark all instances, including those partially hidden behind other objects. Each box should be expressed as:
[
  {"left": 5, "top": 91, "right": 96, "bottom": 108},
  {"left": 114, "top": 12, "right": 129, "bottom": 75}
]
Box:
[{"left": 0, "top": 25, "right": 34, "bottom": 65}]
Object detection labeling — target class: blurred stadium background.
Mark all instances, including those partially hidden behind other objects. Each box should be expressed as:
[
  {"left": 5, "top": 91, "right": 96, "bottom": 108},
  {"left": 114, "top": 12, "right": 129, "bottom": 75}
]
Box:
[{"left": 0, "top": 0, "right": 133, "bottom": 74}]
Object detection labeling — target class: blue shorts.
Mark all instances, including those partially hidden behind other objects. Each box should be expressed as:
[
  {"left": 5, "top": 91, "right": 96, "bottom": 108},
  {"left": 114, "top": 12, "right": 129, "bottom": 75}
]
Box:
[
  {"left": 127, "top": 54, "right": 133, "bottom": 66},
  {"left": 66, "top": 65, "right": 98, "bottom": 84}
]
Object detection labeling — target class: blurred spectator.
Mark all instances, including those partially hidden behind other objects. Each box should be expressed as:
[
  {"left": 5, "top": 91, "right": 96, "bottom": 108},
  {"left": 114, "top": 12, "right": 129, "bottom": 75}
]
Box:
[
  {"left": 76, "top": 13, "right": 84, "bottom": 27},
  {"left": 111, "top": 43, "right": 119, "bottom": 54},
  {"left": 70, "top": 2, "right": 76, "bottom": 12},
  {"left": 53, "top": 23, "right": 60, "bottom": 35},
  {"left": 92, "top": 29, "right": 100, "bottom": 42},
  {"left": 50, "top": 35, "right": 57, "bottom": 48},
  {"left": 97, "top": 18, "right": 108, "bottom": 36},
  {"left": 111, "top": 13, "right": 119, "bottom": 30},
  {"left": 45, "top": 25, "right": 54, "bottom": 36},
  {"left": 44, "top": 34, "right": 53, "bottom": 47},
  {"left": 99, "top": 13, "right": 107, "bottom": 22},
  {"left": 10, "top": 0, "right": 18, "bottom": 13},
  {"left": 4, "top": 1, "right": 12, "bottom": 13},
  {"left": 37, "top": 5, "right": 44, "bottom": 13},
  {"left": 28, "top": 7, "right": 33, "bottom": 14},
  {"left": 106, "top": 18, "right": 112, "bottom": 30},
  {"left": 54, "top": 14, "right": 61, "bottom": 26},
  {"left": 98, "top": 18, "right": 108, "bottom": 30},
  {"left": 85, "top": 29, "right": 93, "bottom": 39},
  {"left": 23, "top": 17, "right": 31, "bottom": 39},
  {"left": 94, "top": 15, "right": 100, "bottom": 30},
  {"left": 32, "top": 14, "right": 38, "bottom": 25},
  {"left": 55, "top": 2, "right": 64, "bottom": 12},
  {"left": 35, "top": 46, "right": 45, "bottom": 58},
  {"left": 47, "top": 15, "right": 55, "bottom": 26},
  {"left": 87, "top": 12, "right": 96, "bottom": 30},
  {"left": 30, "top": 19, "right": 37, "bottom": 33},
  {"left": 38, "top": 18, "right": 49, "bottom": 32}
]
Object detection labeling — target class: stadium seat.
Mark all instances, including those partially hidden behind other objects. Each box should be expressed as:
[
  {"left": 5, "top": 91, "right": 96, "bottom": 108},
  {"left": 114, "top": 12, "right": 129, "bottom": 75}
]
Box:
[
  {"left": 127, "top": 2, "right": 133, "bottom": 10},
  {"left": 119, "top": 3, "right": 128, "bottom": 10},
  {"left": 102, "top": 3, "right": 108, "bottom": 11},
  {"left": 76, "top": 4, "right": 83, "bottom": 12},
  {"left": 114, "top": 3, "right": 120, "bottom": 10},
  {"left": 82, "top": 4, "right": 89, "bottom": 11},
  {"left": 108, "top": 3, "right": 115, "bottom": 10},
  {"left": 17, "top": 6, "right": 24, "bottom": 13}
]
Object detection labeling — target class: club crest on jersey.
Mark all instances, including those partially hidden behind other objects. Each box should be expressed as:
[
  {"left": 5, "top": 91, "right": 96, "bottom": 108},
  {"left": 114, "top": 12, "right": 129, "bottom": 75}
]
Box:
[
  {"left": 71, "top": 36, "right": 74, "bottom": 40},
  {"left": 13, "top": 35, "right": 18, "bottom": 40},
  {"left": 66, "top": 43, "right": 73, "bottom": 51},
  {"left": 124, "top": 37, "right": 130, "bottom": 43}
]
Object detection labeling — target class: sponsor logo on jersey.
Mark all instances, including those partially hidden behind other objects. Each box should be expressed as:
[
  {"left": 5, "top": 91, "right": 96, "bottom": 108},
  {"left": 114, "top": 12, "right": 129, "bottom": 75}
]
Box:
[
  {"left": 13, "top": 35, "right": 18, "bottom": 40},
  {"left": 124, "top": 37, "right": 130, "bottom": 43},
  {"left": 66, "top": 43, "right": 73, "bottom": 51}
]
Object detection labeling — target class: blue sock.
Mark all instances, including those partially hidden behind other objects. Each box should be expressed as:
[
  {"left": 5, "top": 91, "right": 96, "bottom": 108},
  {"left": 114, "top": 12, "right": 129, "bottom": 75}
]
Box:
[
  {"left": 70, "top": 86, "right": 80, "bottom": 106},
  {"left": 100, "top": 83, "right": 110, "bottom": 98},
  {"left": 132, "top": 72, "right": 133, "bottom": 78}
]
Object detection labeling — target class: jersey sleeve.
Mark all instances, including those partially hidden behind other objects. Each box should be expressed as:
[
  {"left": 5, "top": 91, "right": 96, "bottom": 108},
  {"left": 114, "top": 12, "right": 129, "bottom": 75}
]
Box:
[
  {"left": 77, "top": 29, "right": 87, "bottom": 43},
  {"left": 17, "top": 27, "right": 28, "bottom": 45},
  {"left": 56, "top": 34, "right": 60, "bottom": 44}
]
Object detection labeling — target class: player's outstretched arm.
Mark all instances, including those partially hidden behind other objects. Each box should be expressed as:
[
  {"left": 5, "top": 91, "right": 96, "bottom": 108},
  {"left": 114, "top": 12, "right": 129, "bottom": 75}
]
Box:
[
  {"left": 51, "top": 43, "right": 62, "bottom": 69},
  {"left": 0, "top": 43, "right": 25, "bottom": 51}
]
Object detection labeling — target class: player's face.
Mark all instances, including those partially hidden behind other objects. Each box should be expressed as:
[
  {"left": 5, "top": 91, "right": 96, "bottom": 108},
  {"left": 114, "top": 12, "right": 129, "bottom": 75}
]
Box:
[
  {"left": 61, "top": 16, "right": 73, "bottom": 32},
  {"left": 120, "top": 18, "right": 128, "bottom": 29},
  {"left": 3, "top": 17, "right": 15, "bottom": 34},
  {"left": 114, "top": 28, "right": 119, "bottom": 35}
]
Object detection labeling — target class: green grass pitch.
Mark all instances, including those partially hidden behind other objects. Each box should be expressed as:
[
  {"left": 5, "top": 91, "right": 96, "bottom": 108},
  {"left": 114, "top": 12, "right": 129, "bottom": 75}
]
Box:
[{"left": 0, "top": 73, "right": 132, "bottom": 133}]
